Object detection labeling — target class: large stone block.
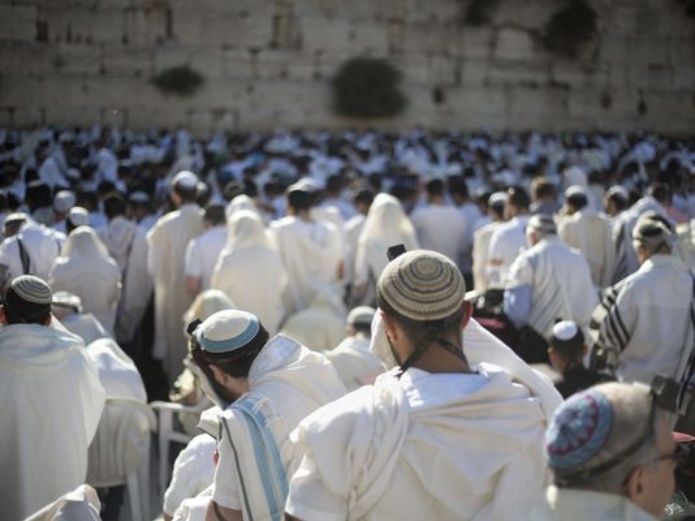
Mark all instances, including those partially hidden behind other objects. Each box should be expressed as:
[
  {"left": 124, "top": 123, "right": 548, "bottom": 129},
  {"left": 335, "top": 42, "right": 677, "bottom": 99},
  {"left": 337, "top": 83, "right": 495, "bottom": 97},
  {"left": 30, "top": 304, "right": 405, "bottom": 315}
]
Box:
[
  {"left": 0, "top": 42, "right": 55, "bottom": 74},
  {"left": 171, "top": 6, "right": 271, "bottom": 48},
  {"left": 302, "top": 17, "right": 352, "bottom": 52},
  {"left": 0, "top": 3, "right": 37, "bottom": 42},
  {"left": 392, "top": 53, "right": 430, "bottom": 85},
  {"left": 40, "top": 5, "right": 125, "bottom": 44},
  {"left": 222, "top": 48, "right": 255, "bottom": 79},
  {"left": 493, "top": 28, "right": 535, "bottom": 61},
  {"left": 488, "top": 59, "right": 551, "bottom": 87},
  {"left": 122, "top": 6, "right": 169, "bottom": 46},
  {"left": 101, "top": 45, "right": 152, "bottom": 77},
  {"left": 54, "top": 43, "right": 102, "bottom": 75},
  {"left": 460, "top": 27, "right": 493, "bottom": 59}
]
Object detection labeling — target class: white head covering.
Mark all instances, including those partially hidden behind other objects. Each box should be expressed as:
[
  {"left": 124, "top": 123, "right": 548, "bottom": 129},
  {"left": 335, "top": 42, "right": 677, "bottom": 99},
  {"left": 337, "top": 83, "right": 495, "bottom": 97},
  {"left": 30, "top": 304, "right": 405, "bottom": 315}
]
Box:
[
  {"left": 359, "top": 193, "right": 417, "bottom": 250},
  {"left": 68, "top": 207, "right": 90, "bottom": 227},
  {"left": 172, "top": 170, "right": 198, "bottom": 190},
  {"left": 54, "top": 191, "right": 76, "bottom": 213},
  {"left": 225, "top": 194, "right": 259, "bottom": 220},
  {"left": 62, "top": 226, "right": 110, "bottom": 258},
  {"left": 183, "top": 289, "right": 235, "bottom": 327},
  {"left": 224, "top": 209, "right": 271, "bottom": 251}
]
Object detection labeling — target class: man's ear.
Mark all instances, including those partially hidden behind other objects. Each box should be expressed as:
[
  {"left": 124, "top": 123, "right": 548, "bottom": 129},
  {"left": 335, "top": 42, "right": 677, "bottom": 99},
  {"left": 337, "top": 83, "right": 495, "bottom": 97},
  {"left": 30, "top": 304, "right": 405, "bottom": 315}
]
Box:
[
  {"left": 624, "top": 465, "right": 646, "bottom": 505},
  {"left": 0, "top": 306, "right": 7, "bottom": 325},
  {"left": 460, "top": 301, "right": 473, "bottom": 330},
  {"left": 381, "top": 312, "right": 398, "bottom": 342}
]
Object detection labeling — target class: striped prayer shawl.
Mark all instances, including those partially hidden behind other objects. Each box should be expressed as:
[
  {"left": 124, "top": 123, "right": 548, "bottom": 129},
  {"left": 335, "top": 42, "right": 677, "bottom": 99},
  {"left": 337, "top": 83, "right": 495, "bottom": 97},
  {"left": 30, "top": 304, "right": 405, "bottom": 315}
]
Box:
[
  {"left": 589, "top": 282, "right": 631, "bottom": 372},
  {"left": 526, "top": 253, "right": 574, "bottom": 339},
  {"left": 220, "top": 393, "right": 288, "bottom": 521}
]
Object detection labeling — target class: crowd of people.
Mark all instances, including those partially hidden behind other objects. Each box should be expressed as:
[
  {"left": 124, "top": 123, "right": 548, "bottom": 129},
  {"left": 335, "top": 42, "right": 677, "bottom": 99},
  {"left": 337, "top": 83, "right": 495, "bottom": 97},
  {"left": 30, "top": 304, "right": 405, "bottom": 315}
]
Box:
[{"left": 0, "top": 125, "right": 694, "bottom": 521}]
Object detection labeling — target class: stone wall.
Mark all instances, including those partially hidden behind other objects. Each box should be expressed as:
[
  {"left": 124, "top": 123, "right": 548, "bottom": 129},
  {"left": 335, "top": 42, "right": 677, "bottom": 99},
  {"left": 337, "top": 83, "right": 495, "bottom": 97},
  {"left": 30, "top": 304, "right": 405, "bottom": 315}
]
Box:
[{"left": 0, "top": 0, "right": 693, "bottom": 134}]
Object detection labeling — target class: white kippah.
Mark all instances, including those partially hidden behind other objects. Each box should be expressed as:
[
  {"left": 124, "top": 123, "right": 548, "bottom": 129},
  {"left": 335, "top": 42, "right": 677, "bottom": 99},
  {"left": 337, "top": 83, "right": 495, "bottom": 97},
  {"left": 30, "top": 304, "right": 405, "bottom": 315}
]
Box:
[
  {"left": 54, "top": 190, "right": 76, "bottom": 212},
  {"left": 195, "top": 309, "right": 260, "bottom": 353},
  {"left": 52, "top": 291, "right": 83, "bottom": 313},
  {"left": 488, "top": 191, "right": 508, "bottom": 207},
  {"left": 172, "top": 170, "right": 199, "bottom": 190},
  {"left": 347, "top": 306, "right": 376, "bottom": 327},
  {"left": 11, "top": 275, "right": 52, "bottom": 304},
  {"left": 68, "top": 207, "right": 90, "bottom": 227},
  {"left": 5, "top": 212, "right": 27, "bottom": 225},
  {"left": 287, "top": 177, "right": 322, "bottom": 194},
  {"left": 552, "top": 320, "right": 579, "bottom": 342},
  {"left": 527, "top": 214, "right": 557, "bottom": 234},
  {"left": 564, "top": 185, "right": 587, "bottom": 199},
  {"left": 606, "top": 185, "right": 629, "bottom": 201},
  {"left": 128, "top": 191, "right": 149, "bottom": 203}
]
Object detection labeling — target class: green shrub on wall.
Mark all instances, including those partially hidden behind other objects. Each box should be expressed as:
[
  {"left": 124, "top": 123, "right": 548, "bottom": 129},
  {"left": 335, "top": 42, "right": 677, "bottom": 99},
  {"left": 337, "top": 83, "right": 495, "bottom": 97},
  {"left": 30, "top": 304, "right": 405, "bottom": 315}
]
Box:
[
  {"left": 543, "top": 0, "right": 597, "bottom": 58},
  {"left": 151, "top": 65, "right": 204, "bottom": 96},
  {"left": 332, "top": 57, "right": 406, "bottom": 118}
]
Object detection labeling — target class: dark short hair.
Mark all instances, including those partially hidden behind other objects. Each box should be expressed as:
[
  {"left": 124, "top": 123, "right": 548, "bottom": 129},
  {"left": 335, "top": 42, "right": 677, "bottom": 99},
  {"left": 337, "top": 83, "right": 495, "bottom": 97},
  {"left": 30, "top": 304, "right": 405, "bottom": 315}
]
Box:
[
  {"left": 103, "top": 191, "right": 127, "bottom": 219},
  {"left": 425, "top": 178, "right": 445, "bottom": 197},
  {"left": 532, "top": 178, "right": 556, "bottom": 200},
  {"left": 648, "top": 183, "right": 672, "bottom": 205},
  {"left": 287, "top": 190, "right": 315, "bottom": 211},
  {"left": 507, "top": 186, "right": 531, "bottom": 210},
  {"left": 3, "top": 286, "right": 51, "bottom": 325},
  {"left": 566, "top": 193, "right": 588, "bottom": 211},
  {"left": 204, "top": 204, "right": 226, "bottom": 227},
  {"left": 353, "top": 189, "right": 375, "bottom": 207}
]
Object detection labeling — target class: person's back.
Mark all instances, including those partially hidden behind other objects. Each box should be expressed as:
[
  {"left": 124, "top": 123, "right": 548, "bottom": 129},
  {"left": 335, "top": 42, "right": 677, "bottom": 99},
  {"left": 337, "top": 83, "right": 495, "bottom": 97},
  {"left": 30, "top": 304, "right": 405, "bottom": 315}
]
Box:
[
  {"left": 0, "top": 276, "right": 105, "bottom": 521},
  {"left": 0, "top": 221, "right": 61, "bottom": 284},
  {"left": 410, "top": 204, "right": 466, "bottom": 264},
  {"left": 286, "top": 250, "right": 551, "bottom": 521}
]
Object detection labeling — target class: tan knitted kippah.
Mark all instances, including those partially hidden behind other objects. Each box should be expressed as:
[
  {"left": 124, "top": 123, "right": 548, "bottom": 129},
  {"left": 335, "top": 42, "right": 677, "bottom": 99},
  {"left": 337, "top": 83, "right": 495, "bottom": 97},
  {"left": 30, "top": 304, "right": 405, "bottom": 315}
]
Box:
[
  {"left": 10, "top": 275, "right": 52, "bottom": 305},
  {"left": 377, "top": 249, "right": 466, "bottom": 321}
]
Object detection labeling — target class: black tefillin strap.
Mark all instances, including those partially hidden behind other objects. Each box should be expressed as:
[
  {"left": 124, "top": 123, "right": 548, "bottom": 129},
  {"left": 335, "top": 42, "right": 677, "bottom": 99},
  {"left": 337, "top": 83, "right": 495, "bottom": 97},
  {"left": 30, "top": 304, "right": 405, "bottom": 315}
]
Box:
[{"left": 395, "top": 321, "right": 468, "bottom": 378}]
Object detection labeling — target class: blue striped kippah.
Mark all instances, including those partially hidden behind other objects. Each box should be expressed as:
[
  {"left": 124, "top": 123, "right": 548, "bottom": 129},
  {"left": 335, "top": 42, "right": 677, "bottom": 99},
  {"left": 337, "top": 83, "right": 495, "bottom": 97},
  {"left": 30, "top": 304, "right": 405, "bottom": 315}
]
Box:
[
  {"left": 194, "top": 309, "right": 260, "bottom": 353},
  {"left": 545, "top": 388, "right": 614, "bottom": 471}
]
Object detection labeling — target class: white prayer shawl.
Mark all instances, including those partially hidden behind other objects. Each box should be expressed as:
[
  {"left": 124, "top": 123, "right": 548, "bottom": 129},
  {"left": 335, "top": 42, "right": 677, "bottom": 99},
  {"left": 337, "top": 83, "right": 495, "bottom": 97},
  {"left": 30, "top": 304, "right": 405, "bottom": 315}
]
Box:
[
  {"left": 591, "top": 254, "right": 693, "bottom": 385},
  {"left": 25, "top": 484, "right": 102, "bottom": 521},
  {"left": 344, "top": 214, "right": 365, "bottom": 284},
  {"left": 60, "top": 312, "right": 109, "bottom": 345},
  {"left": 0, "top": 222, "right": 61, "bottom": 285},
  {"left": 534, "top": 486, "right": 659, "bottom": 521},
  {"left": 612, "top": 196, "right": 667, "bottom": 283},
  {"left": 98, "top": 217, "right": 153, "bottom": 344},
  {"left": 487, "top": 215, "right": 530, "bottom": 289},
  {"left": 147, "top": 204, "right": 204, "bottom": 378},
  {"left": 211, "top": 211, "right": 286, "bottom": 334},
  {"left": 86, "top": 338, "right": 147, "bottom": 403},
  {"left": 558, "top": 208, "right": 616, "bottom": 288},
  {"left": 473, "top": 220, "right": 503, "bottom": 292},
  {"left": 164, "top": 434, "right": 217, "bottom": 516},
  {"left": 506, "top": 236, "right": 598, "bottom": 339},
  {"left": 0, "top": 323, "right": 106, "bottom": 521},
  {"left": 369, "top": 313, "right": 563, "bottom": 420},
  {"left": 410, "top": 204, "right": 467, "bottom": 265},
  {"left": 286, "top": 363, "right": 549, "bottom": 521},
  {"left": 271, "top": 216, "right": 342, "bottom": 314},
  {"left": 211, "top": 336, "right": 345, "bottom": 519},
  {"left": 50, "top": 228, "right": 121, "bottom": 336},
  {"left": 354, "top": 194, "right": 419, "bottom": 288},
  {"left": 324, "top": 336, "right": 384, "bottom": 391},
  {"left": 280, "top": 307, "right": 346, "bottom": 352}
]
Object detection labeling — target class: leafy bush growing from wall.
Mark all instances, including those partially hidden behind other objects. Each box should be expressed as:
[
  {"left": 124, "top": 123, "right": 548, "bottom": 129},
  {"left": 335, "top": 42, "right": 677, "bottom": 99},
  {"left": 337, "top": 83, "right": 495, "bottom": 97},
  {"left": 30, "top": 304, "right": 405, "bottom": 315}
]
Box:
[
  {"left": 543, "top": 0, "right": 597, "bottom": 58},
  {"left": 332, "top": 57, "right": 406, "bottom": 118},
  {"left": 151, "top": 65, "right": 204, "bottom": 96}
]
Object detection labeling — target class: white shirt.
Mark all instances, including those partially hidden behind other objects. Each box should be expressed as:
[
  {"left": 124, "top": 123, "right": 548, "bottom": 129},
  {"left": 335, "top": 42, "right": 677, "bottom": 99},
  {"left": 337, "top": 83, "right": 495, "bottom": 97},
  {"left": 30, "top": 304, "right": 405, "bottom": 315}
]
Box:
[
  {"left": 185, "top": 226, "right": 227, "bottom": 292},
  {"left": 487, "top": 215, "right": 530, "bottom": 288},
  {"left": 164, "top": 434, "right": 217, "bottom": 516},
  {"left": 410, "top": 204, "right": 467, "bottom": 265}
]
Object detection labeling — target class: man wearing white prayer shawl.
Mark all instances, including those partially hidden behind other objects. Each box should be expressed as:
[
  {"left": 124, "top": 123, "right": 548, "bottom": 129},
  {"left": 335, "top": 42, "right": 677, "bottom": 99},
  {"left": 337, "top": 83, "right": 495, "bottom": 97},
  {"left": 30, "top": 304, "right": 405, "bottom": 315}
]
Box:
[
  {"left": 280, "top": 286, "right": 347, "bottom": 352},
  {"left": 184, "top": 309, "right": 345, "bottom": 521},
  {"left": 353, "top": 193, "right": 419, "bottom": 305},
  {"left": 612, "top": 184, "right": 671, "bottom": 284},
  {"left": 148, "top": 170, "right": 204, "bottom": 380},
  {"left": 185, "top": 205, "right": 227, "bottom": 296},
  {"left": 271, "top": 182, "right": 342, "bottom": 314},
  {"left": 0, "top": 214, "right": 61, "bottom": 288},
  {"left": 52, "top": 291, "right": 109, "bottom": 345},
  {"left": 590, "top": 215, "right": 694, "bottom": 386},
  {"left": 0, "top": 276, "right": 106, "bottom": 521},
  {"left": 49, "top": 226, "right": 121, "bottom": 336},
  {"left": 286, "top": 250, "right": 559, "bottom": 521},
  {"left": 558, "top": 186, "right": 616, "bottom": 288},
  {"left": 97, "top": 192, "right": 153, "bottom": 345},
  {"left": 504, "top": 215, "right": 598, "bottom": 361},
  {"left": 210, "top": 209, "right": 287, "bottom": 335},
  {"left": 410, "top": 178, "right": 467, "bottom": 265},
  {"left": 324, "top": 306, "right": 384, "bottom": 391},
  {"left": 487, "top": 187, "right": 531, "bottom": 289},
  {"left": 472, "top": 191, "right": 507, "bottom": 292}
]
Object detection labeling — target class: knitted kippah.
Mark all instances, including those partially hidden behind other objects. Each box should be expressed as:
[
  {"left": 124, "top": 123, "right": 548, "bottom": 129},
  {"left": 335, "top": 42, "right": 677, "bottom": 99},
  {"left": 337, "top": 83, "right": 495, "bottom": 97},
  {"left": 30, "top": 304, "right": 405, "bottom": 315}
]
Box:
[
  {"left": 545, "top": 388, "right": 614, "bottom": 471},
  {"left": 194, "top": 309, "right": 260, "bottom": 353},
  {"left": 527, "top": 214, "right": 557, "bottom": 234},
  {"left": 632, "top": 214, "right": 672, "bottom": 249},
  {"left": 347, "top": 306, "right": 375, "bottom": 327},
  {"left": 10, "top": 275, "right": 52, "bottom": 305},
  {"left": 377, "top": 249, "right": 465, "bottom": 321}
]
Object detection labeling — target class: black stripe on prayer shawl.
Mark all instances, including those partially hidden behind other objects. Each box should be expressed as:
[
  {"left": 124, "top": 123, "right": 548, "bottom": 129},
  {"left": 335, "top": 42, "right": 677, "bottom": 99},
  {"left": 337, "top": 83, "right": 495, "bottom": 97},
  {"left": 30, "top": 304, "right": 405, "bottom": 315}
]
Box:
[
  {"left": 605, "top": 312, "right": 627, "bottom": 351},
  {"left": 613, "top": 307, "right": 630, "bottom": 346},
  {"left": 531, "top": 287, "right": 563, "bottom": 331}
]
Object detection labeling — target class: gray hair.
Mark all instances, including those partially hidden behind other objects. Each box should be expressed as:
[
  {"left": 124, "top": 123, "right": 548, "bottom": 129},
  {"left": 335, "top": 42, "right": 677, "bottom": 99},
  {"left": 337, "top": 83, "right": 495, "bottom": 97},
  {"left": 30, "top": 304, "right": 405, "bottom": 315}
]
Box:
[{"left": 555, "top": 382, "right": 663, "bottom": 493}]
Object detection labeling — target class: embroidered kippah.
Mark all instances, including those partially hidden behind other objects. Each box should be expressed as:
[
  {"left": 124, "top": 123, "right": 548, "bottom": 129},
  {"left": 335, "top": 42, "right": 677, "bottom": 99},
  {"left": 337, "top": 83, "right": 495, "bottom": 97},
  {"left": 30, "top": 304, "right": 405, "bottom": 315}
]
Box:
[
  {"left": 194, "top": 309, "right": 260, "bottom": 353},
  {"left": 545, "top": 388, "right": 614, "bottom": 470},
  {"left": 377, "top": 249, "right": 465, "bottom": 321},
  {"left": 10, "top": 275, "right": 53, "bottom": 305}
]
